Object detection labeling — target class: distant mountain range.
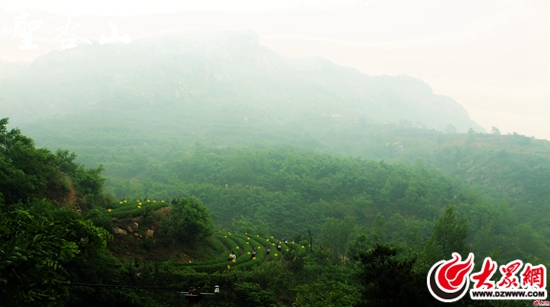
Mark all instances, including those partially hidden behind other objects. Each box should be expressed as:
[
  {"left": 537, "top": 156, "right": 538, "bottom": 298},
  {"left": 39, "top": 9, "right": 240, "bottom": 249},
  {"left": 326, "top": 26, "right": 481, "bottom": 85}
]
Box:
[{"left": 1, "top": 30, "right": 484, "bottom": 133}]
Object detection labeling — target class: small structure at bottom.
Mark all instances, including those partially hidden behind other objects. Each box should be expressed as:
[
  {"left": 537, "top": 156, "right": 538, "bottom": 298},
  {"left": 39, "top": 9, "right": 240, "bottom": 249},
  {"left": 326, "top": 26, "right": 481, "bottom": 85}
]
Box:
[{"left": 178, "top": 285, "right": 219, "bottom": 307}]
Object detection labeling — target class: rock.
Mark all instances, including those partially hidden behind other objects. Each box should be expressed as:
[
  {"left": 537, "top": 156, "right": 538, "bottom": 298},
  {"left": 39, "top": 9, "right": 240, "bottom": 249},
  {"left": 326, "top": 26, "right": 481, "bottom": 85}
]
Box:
[
  {"left": 134, "top": 232, "right": 139, "bottom": 237},
  {"left": 146, "top": 229, "right": 154, "bottom": 237},
  {"left": 113, "top": 227, "right": 128, "bottom": 235},
  {"left": 127, "top": 225, "right": 134, "bottom": 233},
  {"left": 131, "top": 222, "right": 139, "bottom": 230}
]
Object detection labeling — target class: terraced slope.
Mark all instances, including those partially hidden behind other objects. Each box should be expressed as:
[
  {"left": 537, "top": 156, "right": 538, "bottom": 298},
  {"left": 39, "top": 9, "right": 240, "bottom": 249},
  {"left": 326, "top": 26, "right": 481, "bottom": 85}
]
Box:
[{"left": 157, "top": 232, "right": 307, "bottom": 273}]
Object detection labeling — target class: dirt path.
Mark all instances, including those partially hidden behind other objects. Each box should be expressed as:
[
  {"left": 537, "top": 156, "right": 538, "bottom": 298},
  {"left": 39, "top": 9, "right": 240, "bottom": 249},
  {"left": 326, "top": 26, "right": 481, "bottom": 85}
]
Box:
[{"left": 66, "top": 178, "right": 76, "bottom": 208}]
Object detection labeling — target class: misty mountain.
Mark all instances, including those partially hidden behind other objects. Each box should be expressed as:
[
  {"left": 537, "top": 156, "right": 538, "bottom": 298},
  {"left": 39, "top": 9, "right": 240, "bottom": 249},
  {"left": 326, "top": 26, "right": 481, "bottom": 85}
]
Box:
[
  {"left": 0, "top": 60, "right": 29, "bottom": 80},
  {"left": 1, "top": 30, "right": 483, "bottom": 134}
]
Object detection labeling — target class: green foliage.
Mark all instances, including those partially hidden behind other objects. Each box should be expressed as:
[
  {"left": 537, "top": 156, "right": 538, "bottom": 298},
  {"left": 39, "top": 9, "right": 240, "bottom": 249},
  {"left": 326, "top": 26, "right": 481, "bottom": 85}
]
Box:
[
  {"left": 107, "top": 200, "right": 167, "bottom": 219},
  {"left": 83, "top": 209, "right": 114, "bottom": 231},
  {"left": 99, "top": 145, "right": 473, "bottom": 239},
  {"left": 421, "top": 206, "right": 469, "bottom": 267},
  {"left": 404, "top": 224, "right": 423, "bottom": 251},
  {"left": 54, "top": 149, "right": 107, "bottom": 210},
  {"left": 55, "top": 149, "right": 79, "bottom": 175},
  {"left": 234, "top": 282, "right": 277, "bottom": 307},
  {"left": 171, "top": 197, "right": 214, "bottom": 245},
  {"left": 352, "top": 243, "right": 516, "bottom": 307},
  {"left": 346, "top": 233, "right": 370, "bottom": 259},
  {"left": 0, "top": 203, "right": 111, "bottom": 306},
  {"left": 0, "top": 210, "right": 74, "bottom": 305},
  {"left": 370, "top": 213, "right": 387, "bottom": 244},
  {"left": 0, "top": 121, "right": 118, "bottom": 305},
  {"left": 472, "top": 221, "right": 498, "bottom": 258},
  {"left": 72, "top": 164, "right": 106, "bottom": 197},
  {"left": 293, "top": 278, "right": 360, "bottom": 307},
  {"left": 354, "top": 244, "right": 427, "bottom": 306},
  {"left": 319, "top": 215, "right": 360, "bottom": 258},
  {"left": 0, "top": 118, "right": 58, "bottom": 205},
  {"left": 3, "top": 106, "right": 550, "bottom": 306},
  {"left": 51, "top": 142, "right": 550, "bottom": 262},
  {"left": 232, "top": 216, "right": 270, "bottom": 237}
]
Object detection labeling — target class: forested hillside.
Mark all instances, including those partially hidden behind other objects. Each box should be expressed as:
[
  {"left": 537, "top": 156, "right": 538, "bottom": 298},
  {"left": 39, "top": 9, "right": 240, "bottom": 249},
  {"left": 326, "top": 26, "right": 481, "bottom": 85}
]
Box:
[
  {"left": 1, "top": 118, "right": 548, "bottom": 306},
  {"left": 21, "top": 112, "right": 550, "bottom": 256}
]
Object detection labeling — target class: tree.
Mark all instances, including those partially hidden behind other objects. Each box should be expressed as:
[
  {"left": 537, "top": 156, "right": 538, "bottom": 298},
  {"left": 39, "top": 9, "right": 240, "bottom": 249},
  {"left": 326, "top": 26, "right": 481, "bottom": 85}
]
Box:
[
  {"left": 370, "top": 213, "right": 387, "bottom": 244},
  {"left": 55, "top": 149, "right": 79, "bottom": 174},
  {"left": 404, "top": 224, "right": 423, "bottom": 251},
  {"left": 0, "top": 202, "right": 111, "bottom": 306},
  {"left": 386, "top": 213, "right": 406, "bottom": 241},
  {"left": 171, "top": 197, "right": 214, "bottom": 244},
  {"left": 490, "top": 126, "right": 501, "bottom": 135},
  {"left": 232, "top": 216, "right": 270, "bottom": 236},
  {"left": 319, "top": 215, "right": 360, "bottom": 259},
  {"left": 346, "top": 233, "right": 370, "bottom": 258},
  {"left": 0, "top": 118, "right": 118, "bottom": 305},
  {"left": 234, "top": 282, "right": 277, "bottom": 307},
  {"left": 0, "top": 118, "right": 58, "bottom": 205},
  {"left": 354, "top": 244, "right": 427, "bottom": 306},
  {"left": 422, "top": 206, "right": 469, "bottom": 266}
]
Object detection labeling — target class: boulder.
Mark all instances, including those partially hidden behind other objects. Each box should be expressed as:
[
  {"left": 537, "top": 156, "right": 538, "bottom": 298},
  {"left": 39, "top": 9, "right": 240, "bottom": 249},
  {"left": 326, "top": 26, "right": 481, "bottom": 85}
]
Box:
[
  {"left": 113, "top": 227, "right": 128, "bottom": 235},
  {"left": 146, "top": 229, "right": 154, "bottom": 237}
]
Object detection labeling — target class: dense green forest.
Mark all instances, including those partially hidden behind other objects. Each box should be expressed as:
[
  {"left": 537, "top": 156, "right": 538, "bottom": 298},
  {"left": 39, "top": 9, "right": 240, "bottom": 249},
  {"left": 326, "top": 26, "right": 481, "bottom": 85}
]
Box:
[
  {"left": 1, "top": 117, "right": 548, "bottom": 306},
  {"left": 20, "top": 110, "right": 550, "bottom": 255}
]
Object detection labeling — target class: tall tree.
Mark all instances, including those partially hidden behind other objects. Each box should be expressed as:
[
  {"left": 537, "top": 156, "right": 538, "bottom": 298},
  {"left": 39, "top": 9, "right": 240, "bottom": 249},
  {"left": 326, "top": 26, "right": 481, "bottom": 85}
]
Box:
[{"left": 422, "top": 206, "right": 469, "bottom": 266}]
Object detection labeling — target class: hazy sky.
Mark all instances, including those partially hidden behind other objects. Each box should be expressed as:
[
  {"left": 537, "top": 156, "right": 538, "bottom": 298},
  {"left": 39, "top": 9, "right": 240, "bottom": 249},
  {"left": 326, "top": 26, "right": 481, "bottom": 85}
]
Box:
[{"left": 2, "top": 0, "right": 549, "bottom": 139}]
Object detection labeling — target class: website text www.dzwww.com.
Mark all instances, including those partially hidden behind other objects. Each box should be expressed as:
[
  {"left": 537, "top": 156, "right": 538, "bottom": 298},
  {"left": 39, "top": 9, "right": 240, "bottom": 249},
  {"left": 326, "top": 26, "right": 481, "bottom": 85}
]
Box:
[{"left": 470, "top": 289, "right": 547, "bottom": 300}]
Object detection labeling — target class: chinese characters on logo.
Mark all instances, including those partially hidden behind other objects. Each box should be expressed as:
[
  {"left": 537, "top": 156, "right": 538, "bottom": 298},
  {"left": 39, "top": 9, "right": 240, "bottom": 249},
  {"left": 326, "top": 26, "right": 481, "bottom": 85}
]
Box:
[
  {"left": 52, "top": 18, "right": 93, "bottom": 50},
  {"left": 12, "top": 13, "right": 43, "bottom": 50},
  {"left": 12, "top": 14, "right": 132, "bottom": 50},
  {"left": 470, "top": 258, "right": 546, "bottom": 291},
  {"left": 99, "top": 20, "right": 132, "bottom": 45},
  {"left": 428, "top": 253, "right": 547, "bottom": 302},
  {"left": 470, "top": 257, "right": 498, "bottom": 289},
  {"left": 522, "top": 264, "right": 546, "bottom": 289}
]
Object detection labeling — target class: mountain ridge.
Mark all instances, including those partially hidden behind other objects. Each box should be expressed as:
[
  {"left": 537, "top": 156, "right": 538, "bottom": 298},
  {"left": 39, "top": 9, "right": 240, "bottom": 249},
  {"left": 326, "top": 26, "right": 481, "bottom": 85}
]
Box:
[{"left": 1, "top": 30, "right": 484, "bottom": 133}]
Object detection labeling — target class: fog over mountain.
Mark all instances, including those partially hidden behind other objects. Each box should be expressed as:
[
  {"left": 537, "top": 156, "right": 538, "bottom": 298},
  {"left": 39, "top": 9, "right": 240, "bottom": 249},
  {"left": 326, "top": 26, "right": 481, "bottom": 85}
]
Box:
[
  {"left": 2, "top": 3, "right": 550, "bottom": 306},
  {"left": 1, "top": 30, "right": 483, "bottom": 134}
]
